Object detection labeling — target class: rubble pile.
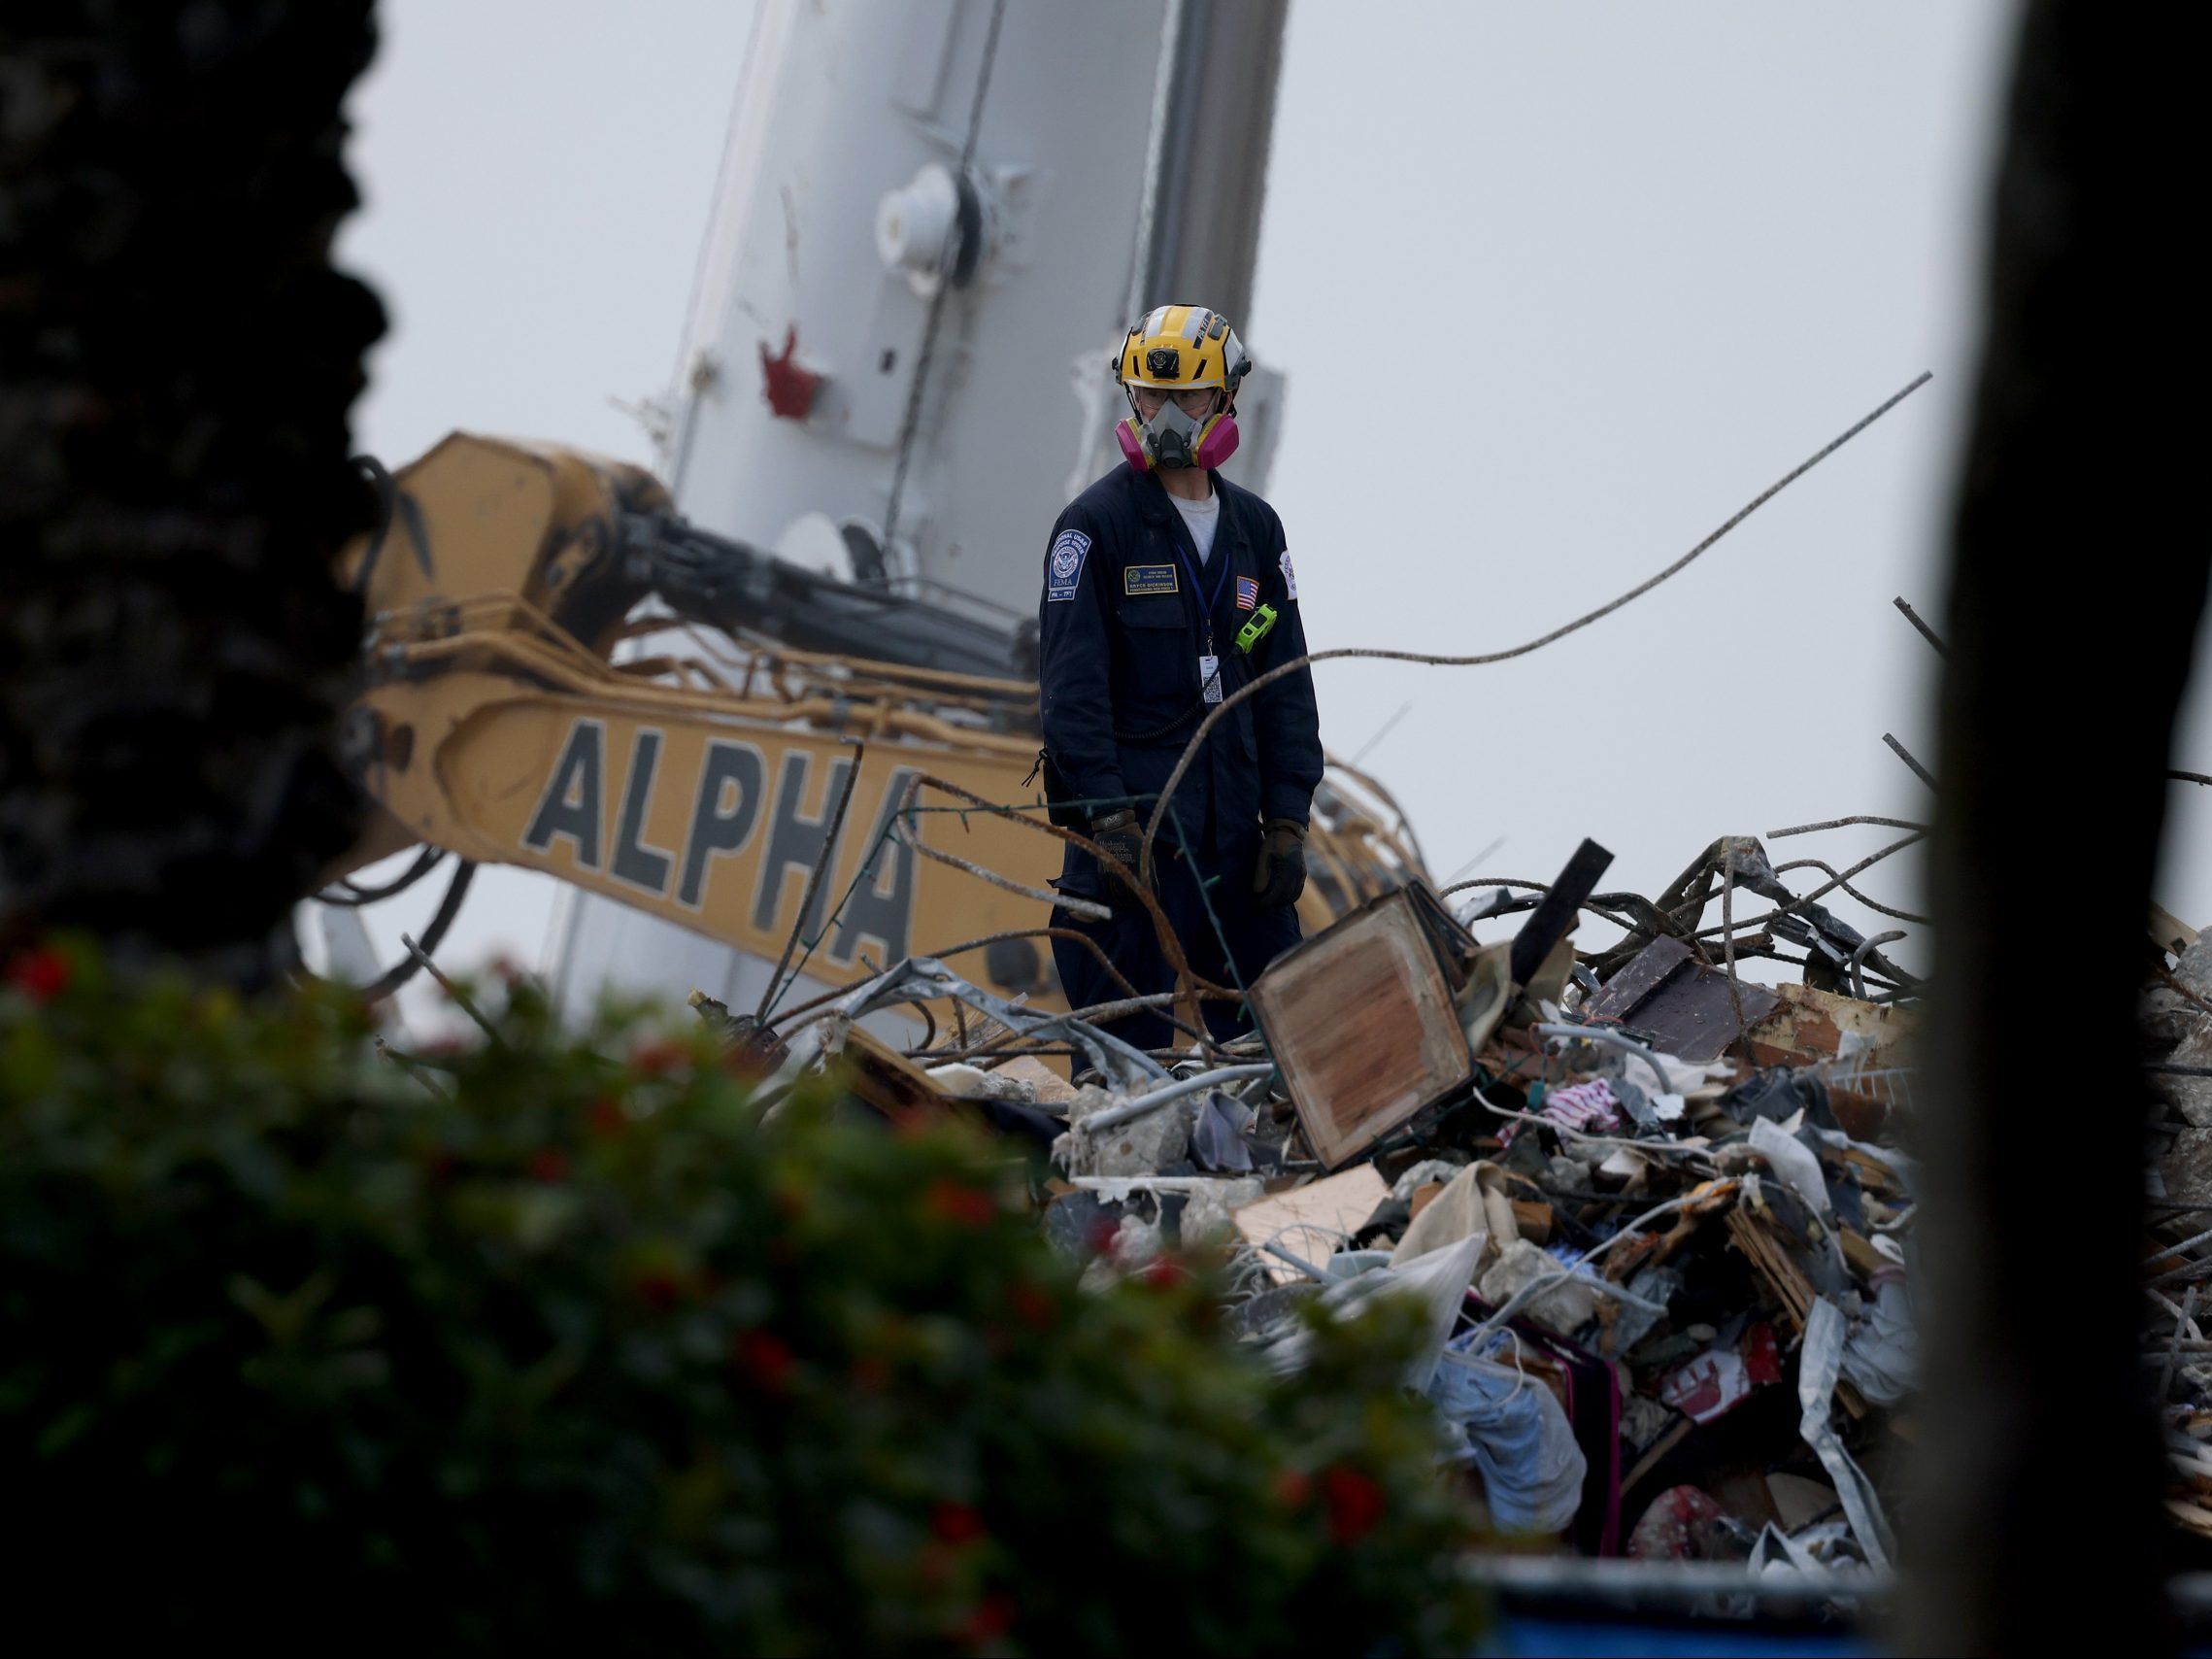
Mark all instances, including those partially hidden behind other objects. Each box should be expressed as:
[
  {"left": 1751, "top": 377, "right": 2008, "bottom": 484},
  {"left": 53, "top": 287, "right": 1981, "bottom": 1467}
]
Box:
[
  {"left": 2138, "top": 924, "right": 2212, "bottom": 1544},
  {"left": 726, "top": 828, "right": 1953, "bottom": 1579}
]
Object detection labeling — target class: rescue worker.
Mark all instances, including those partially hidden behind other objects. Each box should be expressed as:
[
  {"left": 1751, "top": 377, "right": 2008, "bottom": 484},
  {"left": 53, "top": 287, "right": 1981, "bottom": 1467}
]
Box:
[{"left": 1037, "top": 303, "right": 1322, "bottom": 1050}]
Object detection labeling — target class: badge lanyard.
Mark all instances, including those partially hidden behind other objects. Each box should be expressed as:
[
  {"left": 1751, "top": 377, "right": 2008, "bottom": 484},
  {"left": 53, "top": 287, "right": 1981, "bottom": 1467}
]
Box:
[{"left": 1165, "top": 515, "right": 1232, "bottom": 705}]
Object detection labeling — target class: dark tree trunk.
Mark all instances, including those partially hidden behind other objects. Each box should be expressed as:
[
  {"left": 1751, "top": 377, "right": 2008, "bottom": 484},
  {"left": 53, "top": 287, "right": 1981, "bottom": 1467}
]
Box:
[
  {"left": 1911, "top": 1, "right": 2190, "bottom": 1649},
  {"left": 0, "top": 1, "right": 384, "bottom": 984}
]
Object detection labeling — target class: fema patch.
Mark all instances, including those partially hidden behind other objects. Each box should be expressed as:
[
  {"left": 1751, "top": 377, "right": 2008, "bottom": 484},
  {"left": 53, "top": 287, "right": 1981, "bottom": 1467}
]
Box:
[
  {"left": 1123, "top": 563, "right": 1179, "bottom": 596},
  {"left": 1279, "top": 550, "right": 1299, "bottom": 600},
  {"left": 1234, "top": 576, "right": 1259, "bottom": 612},
  {"left": 1046, "top": 527, "right": 1090, "bottom": 602}
]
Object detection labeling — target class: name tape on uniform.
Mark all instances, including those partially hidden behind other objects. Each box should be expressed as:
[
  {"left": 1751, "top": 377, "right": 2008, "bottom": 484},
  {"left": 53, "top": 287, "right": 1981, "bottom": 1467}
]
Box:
[
  {"left": 1046, "top": 527, "right": 1090, "bottom": 602},
  {"left": 1123, "top": 563, "right": 1180, "bottom": 596}
]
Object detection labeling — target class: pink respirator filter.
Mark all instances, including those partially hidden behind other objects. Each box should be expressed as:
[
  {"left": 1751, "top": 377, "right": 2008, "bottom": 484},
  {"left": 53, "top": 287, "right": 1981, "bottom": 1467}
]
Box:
[
  {"left": 1117, "top": 412, "right": 1241, "bottom": 472},
  {"left": 1116, "top": 418, "right": 1153, "bottom": 471},
  {"left": 1190, "top": 412, "right": 1240, "bottom": 469}
]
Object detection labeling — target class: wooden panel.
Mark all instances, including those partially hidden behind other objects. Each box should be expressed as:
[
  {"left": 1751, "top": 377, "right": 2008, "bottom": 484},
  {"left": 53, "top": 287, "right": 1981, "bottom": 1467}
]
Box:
[{"left": 1250, "top": 888, "right": 1471, "bottom": 1168}]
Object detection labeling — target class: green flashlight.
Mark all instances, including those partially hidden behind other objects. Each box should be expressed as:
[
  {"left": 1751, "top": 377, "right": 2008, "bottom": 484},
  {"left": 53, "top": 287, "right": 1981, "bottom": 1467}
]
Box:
[{"left": 1234, "top": 603, "right": 1278, "bottom": 655}]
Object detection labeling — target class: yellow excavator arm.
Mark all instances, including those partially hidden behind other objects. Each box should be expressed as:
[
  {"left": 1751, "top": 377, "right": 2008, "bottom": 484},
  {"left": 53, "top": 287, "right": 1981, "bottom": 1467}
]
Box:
[{"left": 328, "top": 433, "right": 1425, "bottom": 1014}]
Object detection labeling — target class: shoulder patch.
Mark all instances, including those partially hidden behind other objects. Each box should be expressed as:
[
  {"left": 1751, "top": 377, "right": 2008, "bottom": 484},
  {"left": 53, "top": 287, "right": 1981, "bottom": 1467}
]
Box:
[
  {"left": 1047, "top": 527, "right": 1090, "bottom": 602},
  {"left": 1279, "top": 549, "right": 1298, "bottom": 601}
]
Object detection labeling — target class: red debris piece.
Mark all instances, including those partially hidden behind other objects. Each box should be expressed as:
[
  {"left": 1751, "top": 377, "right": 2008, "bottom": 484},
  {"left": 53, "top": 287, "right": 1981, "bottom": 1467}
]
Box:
[
  {"left": 1626, "top": 1484, "right": 1730, "bottom": 1560},
  {"left": 759, "top": 325, "right": 821, "bottom": 420},
  {"left": 1658, "top": 1320, "right": 1782, "bottom": 1424}
]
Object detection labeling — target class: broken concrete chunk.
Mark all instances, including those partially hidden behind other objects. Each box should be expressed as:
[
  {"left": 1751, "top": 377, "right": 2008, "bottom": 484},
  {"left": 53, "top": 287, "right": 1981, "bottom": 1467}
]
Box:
[
  {"left": 1056, "top": 1084, "right": 1190, "bottom": 1178},
  {"left": 2149, "top": 974, "right": 2212, "bottom": 1126},
  {"left": 1178, "top": 1175, "right": 1266, "bottom": 1248},
  {"left": 1391, "top": 1157, "right": 1465, "bottom": 1202},
  {"left": 989, "top": 1054, "right": 1078, "bottom": 1107},
  {"left": 1479, "top": 1236, "right": 1601, "bottom": 1337},
  {"left": 924, "top": 1062, "right": 1040, "bottom": 1104},
  {"left": 2162, "top": 1129, "right": 2212, "bottom": 1208}
]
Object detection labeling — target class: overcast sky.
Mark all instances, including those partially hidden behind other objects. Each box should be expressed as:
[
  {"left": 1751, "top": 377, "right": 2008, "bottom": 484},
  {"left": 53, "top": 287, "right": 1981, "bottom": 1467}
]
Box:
[{"left": 331, "top": 1, "right": 2212, "bottom": 1009}]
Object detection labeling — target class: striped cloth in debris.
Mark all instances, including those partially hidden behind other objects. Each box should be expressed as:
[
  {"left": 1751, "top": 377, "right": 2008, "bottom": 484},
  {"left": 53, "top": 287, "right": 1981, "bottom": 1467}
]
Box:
[{"left": 1500, "top": 1077, "right": 1623, "bottom": 1145}]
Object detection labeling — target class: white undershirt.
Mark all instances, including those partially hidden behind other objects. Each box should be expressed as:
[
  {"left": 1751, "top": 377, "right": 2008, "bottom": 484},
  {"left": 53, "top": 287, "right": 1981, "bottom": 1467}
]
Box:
[{"left": 1168, "top": 487, "right": 1221, "bottom": 566}]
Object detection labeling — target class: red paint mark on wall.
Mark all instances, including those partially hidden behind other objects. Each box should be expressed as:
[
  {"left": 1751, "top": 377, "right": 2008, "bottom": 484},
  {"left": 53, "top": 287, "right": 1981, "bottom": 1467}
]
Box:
[{"left": 759, "top": 325, "right": 821, "bottom": 420}]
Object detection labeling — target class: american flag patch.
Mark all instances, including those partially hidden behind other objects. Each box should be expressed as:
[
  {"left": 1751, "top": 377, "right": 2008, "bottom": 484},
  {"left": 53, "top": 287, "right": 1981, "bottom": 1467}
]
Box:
[{"left": 1234, "top": 576, "right": 1259, "bottom": 611}]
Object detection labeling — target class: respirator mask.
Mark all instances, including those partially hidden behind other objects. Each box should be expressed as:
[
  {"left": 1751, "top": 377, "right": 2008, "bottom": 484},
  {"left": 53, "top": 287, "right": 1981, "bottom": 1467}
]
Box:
[{"left": 1117, "top": 383, "right": 1239, "bottom": 472}]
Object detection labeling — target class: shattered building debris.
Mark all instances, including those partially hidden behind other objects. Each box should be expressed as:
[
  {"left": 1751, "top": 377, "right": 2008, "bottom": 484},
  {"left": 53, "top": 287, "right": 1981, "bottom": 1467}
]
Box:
[
  {"left": 705, "top": 815, "right": 1994, "bottom": 1597},
  {"left": 2139, "top": 923, "right": 2212, "bottom": 1545}
]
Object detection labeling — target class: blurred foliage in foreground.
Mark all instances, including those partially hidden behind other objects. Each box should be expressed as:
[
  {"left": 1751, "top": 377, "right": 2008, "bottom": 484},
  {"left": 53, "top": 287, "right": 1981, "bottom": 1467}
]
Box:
[{"left": 0, "top": 941, "right": 1483, "bottom": 1652}]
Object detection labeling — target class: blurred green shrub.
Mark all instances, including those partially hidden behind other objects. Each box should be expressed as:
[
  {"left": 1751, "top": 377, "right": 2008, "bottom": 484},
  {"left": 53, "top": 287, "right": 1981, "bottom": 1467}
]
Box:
[{"left": 0, "top": 941, "right": 1482, "bottom": 1652}]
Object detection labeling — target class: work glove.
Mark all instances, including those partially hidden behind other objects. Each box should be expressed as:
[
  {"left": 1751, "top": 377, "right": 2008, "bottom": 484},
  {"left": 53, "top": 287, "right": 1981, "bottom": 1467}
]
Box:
[
  {"left": 1252, "top": 818, "right": 1307, "bottom": 910},
  {"left": 1090, "top": 809, "right": 1145, "bottom": 912}
]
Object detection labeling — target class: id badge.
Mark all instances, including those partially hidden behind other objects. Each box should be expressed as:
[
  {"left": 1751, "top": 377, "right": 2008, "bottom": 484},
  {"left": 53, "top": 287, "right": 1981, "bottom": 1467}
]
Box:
[{"left": 1198, "top": 653, "right": 1223, "bottom": 704}]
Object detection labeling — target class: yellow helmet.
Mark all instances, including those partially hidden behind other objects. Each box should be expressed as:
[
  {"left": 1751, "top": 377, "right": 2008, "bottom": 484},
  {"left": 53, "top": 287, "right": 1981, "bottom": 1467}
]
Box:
[
  {"left": 1115, "top": 303, "right": 1251, "bottom": 392},
  {"left": 1112, "top": 303, "right": 1252, "bottom": 470}
]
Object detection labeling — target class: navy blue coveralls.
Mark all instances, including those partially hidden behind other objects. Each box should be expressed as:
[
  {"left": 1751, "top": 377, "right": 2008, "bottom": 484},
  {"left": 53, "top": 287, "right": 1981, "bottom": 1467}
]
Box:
[{"left": 1037, "top": 463, "right": 1324, "bottom": 1049}]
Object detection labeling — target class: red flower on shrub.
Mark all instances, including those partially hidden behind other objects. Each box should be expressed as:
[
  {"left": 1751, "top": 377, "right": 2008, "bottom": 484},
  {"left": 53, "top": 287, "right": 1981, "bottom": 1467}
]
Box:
[
  {"left": 633, "top": 1268, "right": 684, "bottom": 1309},
  {"left": 850, "top": 1355, "right": 889, "bottom": 1393},
  {"left": 1141, "top": 1257, "right": 1188, "bottom": 1290},
  {"left": 1321, "top": 1464, "right": 1386, "bottom": 1543},
  {"left": 587, "top": 1097, "right": 628, "bottom": 1138},
  {"left": 6, "top": 947, "right": 70, "bottom": 1003},
  {"left": 1274, "top": 1469, "right": 1312, "bottom": 1509},
  {"left": 629, "top": 1037, "right": 688, "bottom": 1078},
  {"left": 958, "top": 1591, "right": 1018, "bottom": 1645},
  {"left": 930, "top": 1502, "right": 986, "bottom": 1545},
  {"left": 733, "top": 1329, "right": 794, "bottom": 1393},
  {"left": 1005, "top": 1281, "right": 1056, "bottom": 1331},
  {"left": 526, "top": 1148, "right": 571, "bottom": 1185},
  {"left": 923, "top": 1180, "right": 995, "bottom": 1229}
]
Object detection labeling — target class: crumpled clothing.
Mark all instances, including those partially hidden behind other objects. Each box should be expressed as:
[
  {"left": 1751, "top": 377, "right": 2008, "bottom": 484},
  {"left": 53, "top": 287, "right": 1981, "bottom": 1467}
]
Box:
[
  {"left": 1425, "top": 1328, "right": 1589, "bottom": 1536},
  {"left": 1190, "top": 1090, "right": 1256, "bottom": 1172},
  {"left": 1500, "top": 1077, "right": 1623, "bottom": 1146}
]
